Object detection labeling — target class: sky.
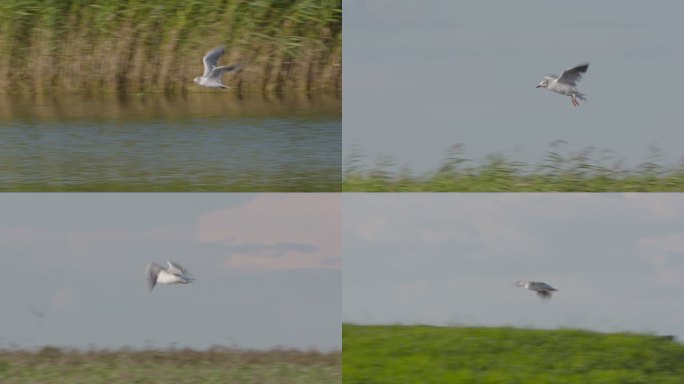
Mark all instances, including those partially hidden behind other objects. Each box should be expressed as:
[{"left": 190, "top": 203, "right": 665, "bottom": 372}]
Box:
[
  {"left": 343, "top": 194, "right": 684, "bottom": 340},
  {"left": 343, "top": 0, "right": 684, "bottom": 172},
  {"left": 0, "top": 194, "right": 341, "bottom": 351}
]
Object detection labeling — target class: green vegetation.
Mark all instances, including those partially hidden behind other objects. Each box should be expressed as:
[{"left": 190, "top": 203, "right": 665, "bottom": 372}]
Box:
[
  {"left": 0, "top": 162, "right": 341, "bottom": 192},
  {"left": 0, "top": 0, "right": 341, "bottom": 95},
  {"left": 0, "top": 177, "right": 340, "bottom": 192},
  {"left": 343, "top": 143, "right": 684, "bottom": 191},
  {"left": 0, "top": 347, "right": 341, "bottom": 383},
  {"left": 343, "top": 324, "right": 684, "bottom": 384}
]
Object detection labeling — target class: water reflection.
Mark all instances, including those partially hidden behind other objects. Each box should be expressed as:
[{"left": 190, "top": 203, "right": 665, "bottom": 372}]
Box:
[{"left": 0, "top": 93, "right": 340, "bottom": 191}]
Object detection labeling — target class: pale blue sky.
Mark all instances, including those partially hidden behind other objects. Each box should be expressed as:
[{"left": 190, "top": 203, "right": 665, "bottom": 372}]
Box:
[
  {"left": 343, "top": 194, "right": 684, "bottom": 340},
  {"left": 0, "top": 194, "right": 340, "bottom": 351},
  {"left": 343, "top": 0, "right": 684, "bottom": 172}
]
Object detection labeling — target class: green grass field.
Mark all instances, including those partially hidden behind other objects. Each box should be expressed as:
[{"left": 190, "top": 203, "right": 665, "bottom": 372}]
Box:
[
  {"left": 0, "top": 347, "right": 340, "bottom": 383},
  {"left": 343, "top": 144, "right": 684, "bottom": 192},
  {"left": 343, "top": 324, "right": 684, "bottom": 384}
]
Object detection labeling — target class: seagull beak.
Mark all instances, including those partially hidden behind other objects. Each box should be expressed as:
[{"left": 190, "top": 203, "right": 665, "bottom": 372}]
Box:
[{"left": 536, "top": 85, "right": 542, "bottom": 88}]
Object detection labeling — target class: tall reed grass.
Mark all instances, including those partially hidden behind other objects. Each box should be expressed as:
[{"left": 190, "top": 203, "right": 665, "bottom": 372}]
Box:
[
  {"left": 0, "top": 0, "right": 341, "bottom": 95},
  {"left": 343, "top": 142, "right": 684, "bottom": 191}
]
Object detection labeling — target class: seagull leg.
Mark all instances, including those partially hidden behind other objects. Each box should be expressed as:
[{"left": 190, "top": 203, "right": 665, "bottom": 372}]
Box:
[{"left": 571, "top": 95, "right": 578, "bottom": 107}]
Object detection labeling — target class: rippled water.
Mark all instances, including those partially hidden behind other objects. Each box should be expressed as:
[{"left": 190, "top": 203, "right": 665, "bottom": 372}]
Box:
[{"left": 0, "top": 93, "right": 340, "bottom": 191}]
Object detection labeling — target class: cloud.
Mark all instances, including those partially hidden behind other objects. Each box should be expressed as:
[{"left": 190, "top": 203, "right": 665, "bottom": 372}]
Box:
[{"left": 197, "top": 194, "right": 341, "bottom": 270}]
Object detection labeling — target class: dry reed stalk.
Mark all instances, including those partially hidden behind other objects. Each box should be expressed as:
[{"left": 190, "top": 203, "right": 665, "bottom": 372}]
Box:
[{"left": 0, "top": 0, "right": 341, "bottom": 95}]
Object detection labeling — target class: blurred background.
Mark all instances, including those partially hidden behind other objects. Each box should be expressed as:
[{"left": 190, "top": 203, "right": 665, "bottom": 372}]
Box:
[
  {"left": 0, "top": 0, "right": 341, "bottom": 192},
  {"left": 342, "top": 193, "right": 684, "bottom": 383},
  {"left": 1, "top": 193, "right": 340, "bottom": 350},
  {"left": 343, "top": 193, "right": 683, "bottom": 335},
  {"left": 343, "top": 0, "right": 684, "bottom": 191},
  {"left": 0, "top": 193, "right": 341, "bottom": 382}
]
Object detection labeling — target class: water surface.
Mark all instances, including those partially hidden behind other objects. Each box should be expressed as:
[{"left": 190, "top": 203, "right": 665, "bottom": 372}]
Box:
[{"left": 0, "top": 93, "right": 340, "bottom": 191}]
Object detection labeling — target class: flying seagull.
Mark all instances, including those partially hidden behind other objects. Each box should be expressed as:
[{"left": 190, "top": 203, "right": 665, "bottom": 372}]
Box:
[
  {"left": 536, "top": 63, "right": 589, "bottom": 107},
  {"left": 146, "top": 260, "right": 194, "bottom": 293},
  {"left": 516, "top": 280, "right": 558, "bottom": 300},
  {"left": 193, "top": 46, "right": 243, "bottom": 88}
]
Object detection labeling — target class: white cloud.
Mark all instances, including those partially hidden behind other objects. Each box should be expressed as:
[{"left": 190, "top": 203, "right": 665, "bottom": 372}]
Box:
[{"left": 197, "top": 194, "right": 341, "bottom": 270}]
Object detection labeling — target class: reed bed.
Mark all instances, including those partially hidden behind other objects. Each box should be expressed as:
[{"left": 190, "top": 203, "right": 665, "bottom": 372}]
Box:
[
  {"left": 343, "top": 143, "right": 684, "bottom": 192},
  {"left": 0, "top": 0, "right": 341, "bottom": 95}
]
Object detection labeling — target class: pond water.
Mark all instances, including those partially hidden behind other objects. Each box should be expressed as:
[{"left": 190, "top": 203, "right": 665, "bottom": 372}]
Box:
[{"left": 0, "top": 93, "right": 340, "bottom": 191}]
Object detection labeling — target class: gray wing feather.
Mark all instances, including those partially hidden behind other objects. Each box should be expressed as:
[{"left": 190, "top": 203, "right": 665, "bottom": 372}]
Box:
[
  {"left": 533, "top": 282, "right": 557, "bottom": 291},
  {"left": 146, "top": 262, "right": 163, "bottom": 293},
  {"left": 557, "top": 63, "right": 589, "bottom": 86},
  {"left": 208, "top": 63, "right": 243, "bottom": 80},
  {"left": 167, "top": 260, "right": 188, "bottom": 275},
  {"left": 202, "top": 46, "right": 226, "bottom": 77}
]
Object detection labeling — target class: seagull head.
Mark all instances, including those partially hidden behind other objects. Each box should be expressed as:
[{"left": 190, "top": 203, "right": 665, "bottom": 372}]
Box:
[
  {"left": 193, "top": 77, "right": 201, "bottom": 84},
  {"left": 536, "top": 79, "right": 549, "bottom": 89}
]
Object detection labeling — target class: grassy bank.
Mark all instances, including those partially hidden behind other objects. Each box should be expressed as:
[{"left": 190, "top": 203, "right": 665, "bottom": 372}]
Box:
[
  {"left": 343, "top": 143, "right": 684, "bottom": 191},
  {"left": 0, "top": 0, "right": 341, "bottom": 95},
  {"left": 0, "top": 347, "right": 341, "bottom": 383},
  {"left": 343, "top": 324, "right": 684, "bottom": 384}
]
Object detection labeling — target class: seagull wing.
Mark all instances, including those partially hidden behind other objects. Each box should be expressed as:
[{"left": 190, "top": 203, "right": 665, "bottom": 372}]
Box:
[
  {"left": 202, "top": 46, "right": 226, "bottom": 77},
  {"left": 208, "top": 63, "right": 243, "bottom": 80},
  {"left": 557, "top": 63, "right": 589, "bottom": 86},
  {"left": 146, "top": 262, "right": 163, "bottom": 293},
  {"left": 167, "top": 260, "right": 188, "bottom": 275},
  {"left": 532, "top": 282, "right": 557, "bottom": 291}
]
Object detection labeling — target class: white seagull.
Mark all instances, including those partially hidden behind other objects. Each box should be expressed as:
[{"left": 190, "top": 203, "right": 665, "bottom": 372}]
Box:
[
  {"left": 516, "top": 280, "right": 558, "bottom": 300},
  {"left": 146, "top": 260, "right": 194, "bottom": 293},
  {"left": 193, "top": 46, "right": 243, "bottom": 88},
  {"left": 536, "top": 63, "right": 589, "bottom": 107}
]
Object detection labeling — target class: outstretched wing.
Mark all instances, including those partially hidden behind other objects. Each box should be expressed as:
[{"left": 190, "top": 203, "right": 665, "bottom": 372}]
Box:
[
  {"left": 531, "top": 281, "right": 557, "bottom": 291},
  {"left": 202, "top": 46, "right": 226, "bottom": 77},
  {"left": 208, "top": 63, "right": 243, "bottom": 80},
  {"left": 557, "top": 63, "right": 589, "bottom": 86},
  {"left": 146, "top": 262, "right": 163, "bottom": 293},
  {"left": 167, "top": 260, "right": 188, "bottom": 275}
]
